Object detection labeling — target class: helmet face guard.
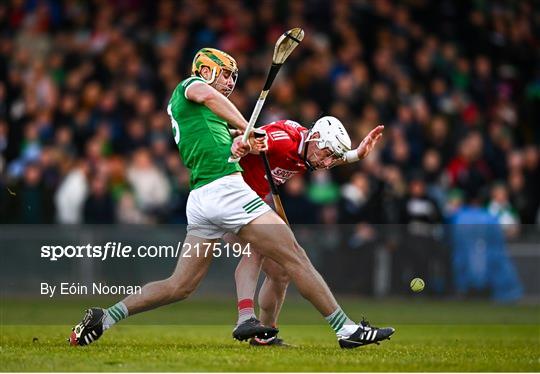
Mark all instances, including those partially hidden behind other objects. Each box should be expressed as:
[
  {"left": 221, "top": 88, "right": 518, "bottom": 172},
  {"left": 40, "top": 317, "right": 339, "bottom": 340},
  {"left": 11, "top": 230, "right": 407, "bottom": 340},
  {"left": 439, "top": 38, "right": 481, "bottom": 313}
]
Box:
[
  {"left": 304, "top": 138, "right": 345, "bottom": 169},
  {"left": 306, "top": 136, "right": 347, "bottom": 157},
  {"left": 212, "top": 68, "right": 238, "bottom": 97}
]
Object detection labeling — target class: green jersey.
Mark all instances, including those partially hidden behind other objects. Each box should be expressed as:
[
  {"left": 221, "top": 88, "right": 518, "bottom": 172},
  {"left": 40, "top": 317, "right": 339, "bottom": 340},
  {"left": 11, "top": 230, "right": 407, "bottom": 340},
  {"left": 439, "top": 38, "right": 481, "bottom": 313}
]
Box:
[{"left": 168, "top": 76, "right": 242, "bottom": 190}]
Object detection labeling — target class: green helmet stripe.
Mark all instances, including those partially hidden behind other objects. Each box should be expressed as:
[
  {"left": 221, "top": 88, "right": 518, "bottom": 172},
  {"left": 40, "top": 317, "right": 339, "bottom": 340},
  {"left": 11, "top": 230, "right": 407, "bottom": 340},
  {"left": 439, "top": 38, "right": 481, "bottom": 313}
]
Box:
[{"left": 202, "top": 49, "right": 226, "bottom": 67}]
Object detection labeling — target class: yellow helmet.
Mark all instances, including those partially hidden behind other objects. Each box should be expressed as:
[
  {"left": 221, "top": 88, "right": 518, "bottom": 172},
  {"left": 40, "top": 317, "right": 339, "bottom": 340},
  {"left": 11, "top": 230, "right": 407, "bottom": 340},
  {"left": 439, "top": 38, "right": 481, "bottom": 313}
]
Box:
[{"left": 191, "top": 48, "right": 238, "bottom": 95}]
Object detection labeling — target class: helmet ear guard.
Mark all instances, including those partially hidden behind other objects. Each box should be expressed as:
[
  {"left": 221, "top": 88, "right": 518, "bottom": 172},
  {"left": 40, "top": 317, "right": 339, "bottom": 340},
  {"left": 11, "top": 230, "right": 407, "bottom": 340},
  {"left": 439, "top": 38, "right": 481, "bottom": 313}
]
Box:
[{"left": 195, "top": 66, "right": 218, "bottom": 84}]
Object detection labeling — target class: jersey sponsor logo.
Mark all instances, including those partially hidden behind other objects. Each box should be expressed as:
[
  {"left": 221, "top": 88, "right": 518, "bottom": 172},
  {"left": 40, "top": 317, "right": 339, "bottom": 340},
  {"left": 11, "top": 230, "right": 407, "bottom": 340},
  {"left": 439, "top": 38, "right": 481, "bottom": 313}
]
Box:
[
  {"left": 269, "top": 130, "right": 290, "bottom": 141},
  {"left": 285, "top": 120, "right": 301, "bottom": 128},
  {"left": 268, "top": 167, "right": 299, "bottom": 185}
]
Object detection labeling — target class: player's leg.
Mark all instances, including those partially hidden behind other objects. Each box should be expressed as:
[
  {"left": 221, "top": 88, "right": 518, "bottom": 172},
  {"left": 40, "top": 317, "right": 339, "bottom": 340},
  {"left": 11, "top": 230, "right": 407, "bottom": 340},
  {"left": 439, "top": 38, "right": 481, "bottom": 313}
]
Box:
[
  {"left": 258, "top": 258, "right": 289, "bottom": 327},
  {"left": 227, "top": 232, "right": 290, "bottom": 346},
  {"left": 122, "top": 234, "right": 215, "bottom": 314},
  {"left": 69, "top": 234, "right": 216, "bottom": 346},
  {"left": 230, "top": 248, "right": 279, "bottom": 341},
  {"left": 248, "top": 258, "right": 291, "bottom": 346},
  {"left": 238, "top": 211, "right": 337, "bottom": 315},
  {"left": 224, "top": 232, "right": 263, "bottom": 325},
  {"left": 238, "top": 210, "right": 395, "bottom": 348}
]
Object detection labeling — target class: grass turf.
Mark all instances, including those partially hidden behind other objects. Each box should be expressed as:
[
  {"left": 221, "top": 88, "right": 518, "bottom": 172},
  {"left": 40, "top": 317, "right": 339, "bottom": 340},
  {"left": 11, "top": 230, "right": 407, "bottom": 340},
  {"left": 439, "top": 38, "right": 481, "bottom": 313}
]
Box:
[{"left": 1, "top": 297, "right": 539, "bottom": 372}]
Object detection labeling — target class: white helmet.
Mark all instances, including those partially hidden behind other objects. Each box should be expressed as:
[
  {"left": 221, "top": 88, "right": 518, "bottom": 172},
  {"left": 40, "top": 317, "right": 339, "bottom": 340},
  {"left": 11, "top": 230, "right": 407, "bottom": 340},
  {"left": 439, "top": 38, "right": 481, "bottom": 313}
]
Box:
[{"left": 305, "top": 116, "right": 351, "bottom": 158}]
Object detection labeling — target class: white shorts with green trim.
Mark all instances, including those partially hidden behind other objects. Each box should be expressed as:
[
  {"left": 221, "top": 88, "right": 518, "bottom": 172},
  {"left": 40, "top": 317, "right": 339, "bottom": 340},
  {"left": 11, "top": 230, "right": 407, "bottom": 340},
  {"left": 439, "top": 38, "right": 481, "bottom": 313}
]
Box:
[{"left": 186, "top": 173, "right": 271, "bottom": 239}]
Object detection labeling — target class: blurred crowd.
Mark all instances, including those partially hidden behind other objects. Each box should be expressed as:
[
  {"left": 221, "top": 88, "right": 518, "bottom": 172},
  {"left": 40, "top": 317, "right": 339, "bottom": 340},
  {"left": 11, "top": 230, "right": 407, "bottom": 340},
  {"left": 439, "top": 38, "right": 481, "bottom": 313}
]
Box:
[{"left": 1, "top": 0, "right": 539, "bottom": 231}]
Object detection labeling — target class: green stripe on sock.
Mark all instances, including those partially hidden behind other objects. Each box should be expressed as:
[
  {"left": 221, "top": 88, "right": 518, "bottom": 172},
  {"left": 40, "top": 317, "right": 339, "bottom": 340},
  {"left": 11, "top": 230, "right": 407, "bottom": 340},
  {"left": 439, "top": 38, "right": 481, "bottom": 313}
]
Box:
[
  {"left": 330, "top": 313, "right": 345, "bottom": 329},
  {"left": 108, "top": 308, "right": 122, "bottom": 322},
  {"left": 333, "top": 315, "right": 347, "bottom": 331},
  {"left": 110, "top": 305, "right": 126, "bottom": 320},
  {"left": 112, "top": 306, "right": 126, "bottom": 319},
  {"left": 329, "top": 310, "right": 344, "bottom": 325},
  {"left": 246, "top": 200, "right": 265, "bottom": 213},
  {"left": 326, "top": 307, "right": 353, "bottom": 334}
]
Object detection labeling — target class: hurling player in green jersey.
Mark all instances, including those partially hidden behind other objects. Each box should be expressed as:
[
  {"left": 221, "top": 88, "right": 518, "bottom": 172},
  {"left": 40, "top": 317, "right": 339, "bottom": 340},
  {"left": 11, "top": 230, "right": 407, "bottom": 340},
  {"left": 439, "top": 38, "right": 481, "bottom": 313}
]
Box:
[{"left": 69, "top": 48, "right": 394, "bottom": 349}]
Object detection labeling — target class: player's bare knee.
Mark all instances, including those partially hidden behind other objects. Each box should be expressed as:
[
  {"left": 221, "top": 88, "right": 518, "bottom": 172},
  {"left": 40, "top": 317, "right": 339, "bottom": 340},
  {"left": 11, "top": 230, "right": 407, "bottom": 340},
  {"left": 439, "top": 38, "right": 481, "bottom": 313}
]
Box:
[
  {"left": 265, "top": 263, "right": 290, "bottom": 285},
  {"left": 274, "top": 243, "right": 300, "bottom": 266},
  {"left": 282, "top": 245, "right": 311, "bottom": 274},
  {"left": 269, "top": 272, "right": 290, "bottom": 288},
  {"left": 287, "top": 242, "right": 308, "bottom": 263},
  {"left": 295, "top": 243, "right": 311, "bottom": 264},
  {"left": 172, "top": 284, "right": 196, "bottom": 301},
  {"left": 165, "top": 277, "right": 195, "bottom": 301}
]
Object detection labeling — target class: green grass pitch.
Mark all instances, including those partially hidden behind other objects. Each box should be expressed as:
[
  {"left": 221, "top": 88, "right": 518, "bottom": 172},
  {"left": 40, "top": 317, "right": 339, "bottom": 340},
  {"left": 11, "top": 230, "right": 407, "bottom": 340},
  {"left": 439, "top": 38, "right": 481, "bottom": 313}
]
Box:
[{"left": 1, "top": 297, "right": 538, "bottom": 371}]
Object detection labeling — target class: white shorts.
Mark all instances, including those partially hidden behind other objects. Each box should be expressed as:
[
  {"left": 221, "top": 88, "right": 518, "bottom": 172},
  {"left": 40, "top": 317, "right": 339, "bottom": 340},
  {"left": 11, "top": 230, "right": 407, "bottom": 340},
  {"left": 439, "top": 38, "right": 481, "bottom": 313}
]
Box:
[{"left": 186, "top": 173, "right": 271, "bottom": 239}]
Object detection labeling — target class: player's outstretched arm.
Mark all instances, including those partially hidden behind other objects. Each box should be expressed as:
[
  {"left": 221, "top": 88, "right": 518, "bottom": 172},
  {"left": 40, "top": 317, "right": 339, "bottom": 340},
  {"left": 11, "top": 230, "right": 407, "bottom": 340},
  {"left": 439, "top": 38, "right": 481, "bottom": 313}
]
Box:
[
  {"left": 334, "top": 125, "right": 384, "bottom": 166},
  {"left": 186, "top": 82, "right": 249, "bottom": 131}
]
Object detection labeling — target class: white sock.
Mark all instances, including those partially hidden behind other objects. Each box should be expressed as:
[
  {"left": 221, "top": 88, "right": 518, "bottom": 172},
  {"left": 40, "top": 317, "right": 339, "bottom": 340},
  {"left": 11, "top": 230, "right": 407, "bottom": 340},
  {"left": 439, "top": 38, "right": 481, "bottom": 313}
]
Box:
[{"left": 336, "top": 323, "right": 360, "bottom": 338}]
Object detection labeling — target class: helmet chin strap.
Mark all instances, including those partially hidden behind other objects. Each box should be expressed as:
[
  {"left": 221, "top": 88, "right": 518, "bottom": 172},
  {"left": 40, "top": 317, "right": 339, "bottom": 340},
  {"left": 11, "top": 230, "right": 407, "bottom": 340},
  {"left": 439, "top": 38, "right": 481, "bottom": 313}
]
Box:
[{"left": 302, "top": 141, "right": 316, "bottom": 171}]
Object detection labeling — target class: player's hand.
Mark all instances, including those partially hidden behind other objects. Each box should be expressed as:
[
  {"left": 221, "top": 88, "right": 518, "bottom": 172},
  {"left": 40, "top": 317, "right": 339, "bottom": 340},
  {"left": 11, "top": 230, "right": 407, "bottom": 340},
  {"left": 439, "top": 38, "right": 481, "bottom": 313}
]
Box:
[
  {"left": 248, "top": 129, "right": 268, "bottom": 153},
  {"left": 231, "top": 137, "right": 251, "bottom": 159},
  {"left": 357, "top": 125, "right": 384, "bottom": 159}
]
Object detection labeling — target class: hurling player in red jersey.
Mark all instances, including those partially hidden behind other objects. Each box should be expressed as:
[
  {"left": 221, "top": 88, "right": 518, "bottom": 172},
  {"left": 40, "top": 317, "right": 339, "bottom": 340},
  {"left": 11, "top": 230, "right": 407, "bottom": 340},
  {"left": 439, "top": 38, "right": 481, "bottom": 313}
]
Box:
[{"left": 228, "top": 116, "right": 384, "bottom": 346}]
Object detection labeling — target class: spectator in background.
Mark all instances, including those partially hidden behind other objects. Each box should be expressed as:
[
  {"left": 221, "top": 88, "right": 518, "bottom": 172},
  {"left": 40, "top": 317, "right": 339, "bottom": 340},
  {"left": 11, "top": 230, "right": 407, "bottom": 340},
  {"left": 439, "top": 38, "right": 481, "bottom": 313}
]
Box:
[
  {"left": 425, "top": 115, "right": 454, "bottom": 166},
  {"left": 6, "top": 162, "right": 54, "bottom": 223},
  {"left": 450, "top": 190, "right": 523, "bottom": 303},
  {"left": 280, "top": 175, "right": 317, "bottom": 224},
  {"left": 507, "top": 170, "right": 528, "bottom": 225},
  {"left": 54, "top": 161, "right": 89, "bottom": 224},
  {"left": 83, "top": 174, "right": 115, "bottom": 224},
  {"left": 444, "top": 188, "right": 464, "bottom": 218},
  {"left": 382, "top": 127, "right": 412, "bottom": 170},
  {"left": 521, "top": 146, "right": 540, "bottom": 224},
  {"left": 506, "top": 146, "right": 540, "bottom": 227},
  {"left": 339, "top": 171, "right": 379, "bottom": 224},
  {"left": 485, "top": 121, "right": 512, "bottom": 180},
  {"left": 487, "top": 183, "right": 520, "bottom": 238},
  {"left": 380, "top": 165, "right": 407, "bottom": 224},
  {"left": 447, "top": 132, "right": 492, "bottom": 196},
  {"left": 117, "top": 192, "right": 150, "bottom": 224},
  {"left": 422, "top": 149, "right": 447, "bottom": 209},
  {"left": 307, "top": 169, "right": 340, "bottom": 209},
  {"left": 395, "top": 172, "right": 447, "bottom": 294},
  {"left": 126, "top": 148, "right": 170, "bottom": 221}
]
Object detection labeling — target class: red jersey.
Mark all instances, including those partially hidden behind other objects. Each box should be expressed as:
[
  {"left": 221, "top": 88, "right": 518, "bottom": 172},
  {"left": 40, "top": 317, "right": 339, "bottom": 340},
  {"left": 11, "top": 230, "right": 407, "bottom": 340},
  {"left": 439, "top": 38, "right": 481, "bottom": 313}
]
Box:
[{"left": 240, "top": 120, "right": 308, "bottom": 198}]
